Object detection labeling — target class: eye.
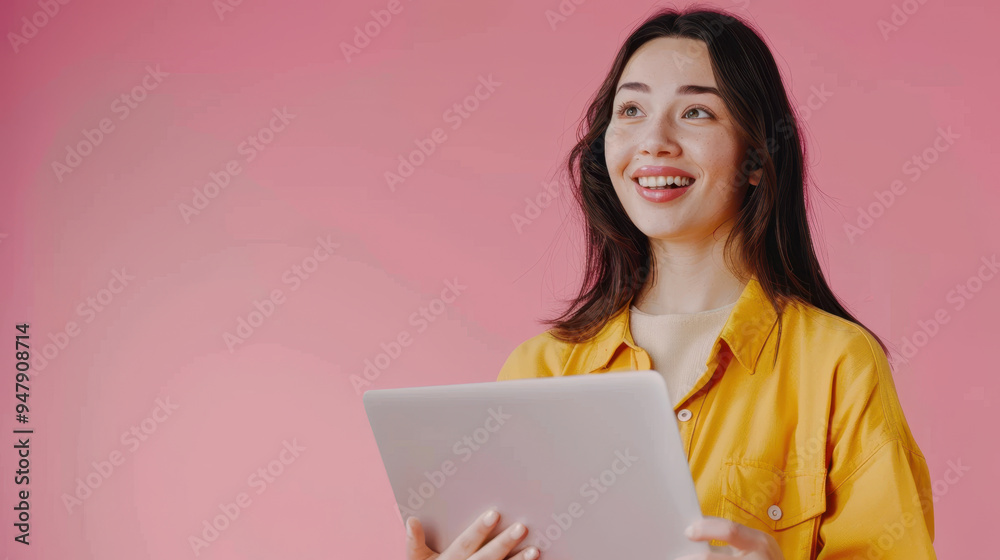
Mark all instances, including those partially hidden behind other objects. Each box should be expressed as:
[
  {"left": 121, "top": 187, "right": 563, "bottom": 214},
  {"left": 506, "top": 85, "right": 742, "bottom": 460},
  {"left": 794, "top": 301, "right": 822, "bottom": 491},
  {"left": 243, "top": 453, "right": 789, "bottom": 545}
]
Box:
[
  {"left": 683, "top": 106, "right": 714, "bottom": 119},
  {"left": 615, "top": 101, "right": 641, "bottom": 118},
  {"left": 613, "top": 102, "right": 715, "bottom": 120}
]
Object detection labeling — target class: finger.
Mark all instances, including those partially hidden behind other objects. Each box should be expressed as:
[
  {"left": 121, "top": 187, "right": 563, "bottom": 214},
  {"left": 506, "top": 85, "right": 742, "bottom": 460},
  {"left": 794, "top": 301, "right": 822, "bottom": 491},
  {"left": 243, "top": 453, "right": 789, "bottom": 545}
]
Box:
[
  {"left": 469, "top": 522, "right": 534, "bottom": 560},
  {"left": 508, "top": 544, "right": 541, "bottom": 560},
  {"left": 439, "top": 509, "right": 502, "bottom": 560},
  {"left": 673, "top": 554, "right": 735, "bottom": 560},
  {"left": 406, "top": 517, "right": 439, "bottom": 560},
  {"left": 685, "top": 516, "right": 770, "bottom": 551}
]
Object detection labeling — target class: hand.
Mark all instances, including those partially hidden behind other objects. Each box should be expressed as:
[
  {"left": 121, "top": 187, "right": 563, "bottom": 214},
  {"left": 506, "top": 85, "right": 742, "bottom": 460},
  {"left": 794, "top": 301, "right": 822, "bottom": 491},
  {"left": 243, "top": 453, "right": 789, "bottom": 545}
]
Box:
[
  {"left": 405, "top": 509, "right": 540, "bottom": 560},
  {"left": 675, "top": 516, "right": 785, "bottom": 559}
]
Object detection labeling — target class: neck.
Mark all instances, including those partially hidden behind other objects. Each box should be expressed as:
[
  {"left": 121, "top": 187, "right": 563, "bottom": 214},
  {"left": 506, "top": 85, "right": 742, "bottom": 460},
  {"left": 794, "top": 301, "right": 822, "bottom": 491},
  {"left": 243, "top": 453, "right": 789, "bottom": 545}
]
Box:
[{"left": 633, "top": 230, "right": 749, "bottom": 314}]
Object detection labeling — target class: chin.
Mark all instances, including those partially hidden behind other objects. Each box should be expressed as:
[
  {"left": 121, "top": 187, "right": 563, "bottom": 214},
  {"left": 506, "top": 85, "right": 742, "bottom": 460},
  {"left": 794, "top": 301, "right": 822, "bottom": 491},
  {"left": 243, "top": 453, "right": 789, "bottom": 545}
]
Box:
[{"left": 633, "top": 221, "right": 685, "bottom": 239}]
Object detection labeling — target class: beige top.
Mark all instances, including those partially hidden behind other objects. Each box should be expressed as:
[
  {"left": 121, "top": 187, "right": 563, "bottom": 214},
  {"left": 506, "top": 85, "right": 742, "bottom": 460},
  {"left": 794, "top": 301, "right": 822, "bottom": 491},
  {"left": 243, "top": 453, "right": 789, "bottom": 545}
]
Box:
[{"left": 628, "top": 301, "right": 736, "bottom": 407}]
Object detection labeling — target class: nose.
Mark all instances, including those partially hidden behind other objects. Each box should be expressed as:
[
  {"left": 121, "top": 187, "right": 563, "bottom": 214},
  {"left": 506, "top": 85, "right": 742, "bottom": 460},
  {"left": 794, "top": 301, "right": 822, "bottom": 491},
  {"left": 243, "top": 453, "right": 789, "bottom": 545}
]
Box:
[{"left": 637, "top": 119, "right": 682, "bottom": 158}]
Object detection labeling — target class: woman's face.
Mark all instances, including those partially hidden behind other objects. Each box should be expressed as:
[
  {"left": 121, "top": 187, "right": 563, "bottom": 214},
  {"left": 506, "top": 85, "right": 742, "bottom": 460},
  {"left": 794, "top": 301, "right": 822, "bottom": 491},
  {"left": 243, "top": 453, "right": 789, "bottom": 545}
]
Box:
[{"left": 604, "top": 36, "right": 760, "bottom": 242}]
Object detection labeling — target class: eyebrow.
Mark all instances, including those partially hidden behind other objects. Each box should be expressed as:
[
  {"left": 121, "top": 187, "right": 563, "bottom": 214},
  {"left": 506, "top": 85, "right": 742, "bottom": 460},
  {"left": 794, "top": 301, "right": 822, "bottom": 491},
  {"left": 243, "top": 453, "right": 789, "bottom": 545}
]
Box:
[{"left": 615, "top": 82, "right": 721, "bottom": 98}]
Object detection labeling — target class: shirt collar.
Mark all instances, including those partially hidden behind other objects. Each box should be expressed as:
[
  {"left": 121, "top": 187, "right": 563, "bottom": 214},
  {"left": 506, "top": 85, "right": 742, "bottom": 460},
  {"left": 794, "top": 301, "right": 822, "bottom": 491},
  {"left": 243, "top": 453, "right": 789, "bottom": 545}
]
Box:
[{"left": 582, "top": 276, "right": 779, "bottom": 374}]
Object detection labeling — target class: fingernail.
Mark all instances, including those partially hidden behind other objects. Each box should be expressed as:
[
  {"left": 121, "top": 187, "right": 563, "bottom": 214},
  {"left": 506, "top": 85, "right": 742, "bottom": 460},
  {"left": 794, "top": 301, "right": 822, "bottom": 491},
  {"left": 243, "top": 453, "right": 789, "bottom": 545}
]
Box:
[
  {"left": 524, "top": 546, "right": 539, "bottom": 560},
  {"left": 685, "top": 524, "right": 695, "bottom": 538},
  {"left": 510, "top": 523, "right": 526, "bottom": 538},
  {"left": 483, "top": 509, "right": 499, "bottom": 526},
  {"left": 406, "top": 517, "right": 414, "bottom": 537}
]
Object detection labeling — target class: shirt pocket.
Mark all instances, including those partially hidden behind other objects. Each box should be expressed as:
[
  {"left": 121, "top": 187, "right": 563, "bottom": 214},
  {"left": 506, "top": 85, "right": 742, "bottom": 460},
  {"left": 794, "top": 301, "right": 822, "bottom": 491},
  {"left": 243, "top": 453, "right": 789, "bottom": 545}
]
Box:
[{"left": 719, "top": 459, "right": 827, "bottom": 554}]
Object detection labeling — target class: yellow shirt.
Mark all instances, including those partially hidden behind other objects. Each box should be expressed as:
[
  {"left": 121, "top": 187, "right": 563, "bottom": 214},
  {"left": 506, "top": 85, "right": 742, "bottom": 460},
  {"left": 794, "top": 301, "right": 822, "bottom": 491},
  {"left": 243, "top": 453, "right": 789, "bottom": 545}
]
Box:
[{"left": 496, "top": 277, "right": 936, "bottom": 559}]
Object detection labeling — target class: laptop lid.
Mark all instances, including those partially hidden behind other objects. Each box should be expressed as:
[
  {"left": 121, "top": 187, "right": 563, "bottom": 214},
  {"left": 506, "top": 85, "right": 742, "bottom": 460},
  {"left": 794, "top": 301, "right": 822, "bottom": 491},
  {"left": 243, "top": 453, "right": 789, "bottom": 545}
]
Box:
[{"left": 363, "top": 370, "right": 709, "bottom": 559}]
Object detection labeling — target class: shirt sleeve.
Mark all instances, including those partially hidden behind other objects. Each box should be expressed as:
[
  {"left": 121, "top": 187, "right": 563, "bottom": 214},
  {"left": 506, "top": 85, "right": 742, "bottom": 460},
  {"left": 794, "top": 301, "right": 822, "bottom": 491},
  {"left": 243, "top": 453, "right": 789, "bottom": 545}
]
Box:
[
  {"left": 815, "top": 332, "right": 936, "bottom": 559},
  {"left": 816, "top": 438, "right": 935, "bottom": 559}
]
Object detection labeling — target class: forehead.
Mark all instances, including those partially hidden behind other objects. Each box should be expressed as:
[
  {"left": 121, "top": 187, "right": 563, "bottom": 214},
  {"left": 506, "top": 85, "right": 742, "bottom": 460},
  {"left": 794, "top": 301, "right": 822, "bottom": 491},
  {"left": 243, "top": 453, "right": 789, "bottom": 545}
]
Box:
[{"left": 617, "top": 36, "right": 715, "bottom": 89}]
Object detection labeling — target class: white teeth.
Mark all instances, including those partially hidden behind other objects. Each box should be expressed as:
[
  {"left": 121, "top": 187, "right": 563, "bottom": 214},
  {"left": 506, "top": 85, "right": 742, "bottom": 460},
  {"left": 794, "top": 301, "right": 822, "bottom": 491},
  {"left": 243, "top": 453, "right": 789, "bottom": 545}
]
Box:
[{"left": 636, "top": 176, "right": 693, "bottom": 188}]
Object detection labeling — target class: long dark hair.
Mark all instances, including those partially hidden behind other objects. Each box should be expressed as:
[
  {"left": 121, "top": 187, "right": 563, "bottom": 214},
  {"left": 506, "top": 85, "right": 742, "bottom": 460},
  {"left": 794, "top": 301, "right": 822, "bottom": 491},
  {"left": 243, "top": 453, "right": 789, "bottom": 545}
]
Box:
[{"left": 541, "top": 5, "right": 892, "bottom": 361}]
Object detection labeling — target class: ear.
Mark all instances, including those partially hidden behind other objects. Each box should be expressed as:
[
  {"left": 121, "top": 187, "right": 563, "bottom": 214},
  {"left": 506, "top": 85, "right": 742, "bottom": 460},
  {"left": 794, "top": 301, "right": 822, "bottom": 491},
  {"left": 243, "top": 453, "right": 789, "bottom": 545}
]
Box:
[{"left": 748, "top": 165, "right": 763, "bottom": 187}]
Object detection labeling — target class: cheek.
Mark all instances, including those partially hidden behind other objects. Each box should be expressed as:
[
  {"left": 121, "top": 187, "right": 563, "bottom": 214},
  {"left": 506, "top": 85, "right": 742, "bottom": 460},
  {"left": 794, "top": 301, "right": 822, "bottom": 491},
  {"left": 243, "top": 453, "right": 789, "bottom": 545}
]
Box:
[
  {"left": 699, "top": 137, "right": 744, "bottom": 178},
  {"left": 603, "top": 126, "right": 631, "bottom": 169}
]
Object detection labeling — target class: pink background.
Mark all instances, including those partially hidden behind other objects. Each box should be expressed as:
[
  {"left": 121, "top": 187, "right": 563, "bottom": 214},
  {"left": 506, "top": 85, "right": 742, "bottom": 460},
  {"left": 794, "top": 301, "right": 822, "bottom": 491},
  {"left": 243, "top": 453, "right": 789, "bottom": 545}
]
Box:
[{"left": 1, "top": 0, "right": 996, "bottom": 557}]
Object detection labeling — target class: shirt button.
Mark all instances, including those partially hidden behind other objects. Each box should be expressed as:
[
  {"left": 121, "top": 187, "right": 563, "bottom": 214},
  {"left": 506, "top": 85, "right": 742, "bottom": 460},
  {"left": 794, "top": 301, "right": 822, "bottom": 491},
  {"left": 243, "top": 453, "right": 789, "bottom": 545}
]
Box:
[
  {"left": 677, "top": 409, "right": 692, "bottom": 422},
  {"left": 767, "top": 505, "right": 782, "bottom": 521}
]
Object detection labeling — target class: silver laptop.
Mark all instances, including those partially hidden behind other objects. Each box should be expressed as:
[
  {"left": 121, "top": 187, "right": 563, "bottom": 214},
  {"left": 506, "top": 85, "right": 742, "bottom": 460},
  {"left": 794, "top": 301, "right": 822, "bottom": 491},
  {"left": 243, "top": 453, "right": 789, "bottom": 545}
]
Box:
[{"left": 363, "top": 370, "right": 710, "bottom": 559}]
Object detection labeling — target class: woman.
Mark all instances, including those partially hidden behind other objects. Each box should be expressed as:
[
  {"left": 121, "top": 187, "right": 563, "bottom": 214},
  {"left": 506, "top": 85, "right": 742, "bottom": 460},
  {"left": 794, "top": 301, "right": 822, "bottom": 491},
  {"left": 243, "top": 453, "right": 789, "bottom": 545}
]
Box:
[{"left": 406, "top": 6, "right": 935, "bottom": 560}]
